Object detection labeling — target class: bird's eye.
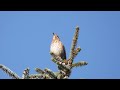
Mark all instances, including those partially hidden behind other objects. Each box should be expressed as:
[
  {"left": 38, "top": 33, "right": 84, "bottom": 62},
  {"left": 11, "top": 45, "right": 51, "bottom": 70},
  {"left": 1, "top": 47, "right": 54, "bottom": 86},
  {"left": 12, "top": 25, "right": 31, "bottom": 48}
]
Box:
[{"left": 57, "top": 36, "right": 59, "bottom": 38}]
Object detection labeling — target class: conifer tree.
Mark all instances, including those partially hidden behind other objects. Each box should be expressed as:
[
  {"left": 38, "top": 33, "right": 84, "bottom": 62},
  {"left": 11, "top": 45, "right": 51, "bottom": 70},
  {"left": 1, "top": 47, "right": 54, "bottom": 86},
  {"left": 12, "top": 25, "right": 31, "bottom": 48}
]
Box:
[{"left": 0, "top": 26, "right": 88, "bottom": 79}]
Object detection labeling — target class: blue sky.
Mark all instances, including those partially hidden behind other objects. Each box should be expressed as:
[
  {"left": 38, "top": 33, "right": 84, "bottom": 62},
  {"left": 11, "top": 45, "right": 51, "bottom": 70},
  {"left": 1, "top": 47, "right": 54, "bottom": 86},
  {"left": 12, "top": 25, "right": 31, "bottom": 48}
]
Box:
[{"left": 0, "top": 11, "right": 120, "bottom": 79}]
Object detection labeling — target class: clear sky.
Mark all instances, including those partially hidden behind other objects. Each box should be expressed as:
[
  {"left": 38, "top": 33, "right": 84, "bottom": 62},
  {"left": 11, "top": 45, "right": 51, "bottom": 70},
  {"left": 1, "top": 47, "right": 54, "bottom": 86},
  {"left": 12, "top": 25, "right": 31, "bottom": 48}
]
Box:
[{"left": 0, "top": 11, "right": 120, "bottom": 79}]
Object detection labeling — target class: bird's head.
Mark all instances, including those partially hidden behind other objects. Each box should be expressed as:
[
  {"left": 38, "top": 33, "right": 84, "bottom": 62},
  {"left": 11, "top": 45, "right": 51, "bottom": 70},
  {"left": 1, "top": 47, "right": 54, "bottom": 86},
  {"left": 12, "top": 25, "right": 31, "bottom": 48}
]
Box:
[{"left": 52, "top": 33, "right": 60, "bottom": 41}]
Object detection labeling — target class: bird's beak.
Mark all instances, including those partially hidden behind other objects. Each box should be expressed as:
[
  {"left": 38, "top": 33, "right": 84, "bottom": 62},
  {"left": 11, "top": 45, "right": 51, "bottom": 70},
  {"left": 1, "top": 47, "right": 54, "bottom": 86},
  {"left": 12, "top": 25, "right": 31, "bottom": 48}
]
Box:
[{"left": 53, "top": 33, "right": 54, "bottom": 35}]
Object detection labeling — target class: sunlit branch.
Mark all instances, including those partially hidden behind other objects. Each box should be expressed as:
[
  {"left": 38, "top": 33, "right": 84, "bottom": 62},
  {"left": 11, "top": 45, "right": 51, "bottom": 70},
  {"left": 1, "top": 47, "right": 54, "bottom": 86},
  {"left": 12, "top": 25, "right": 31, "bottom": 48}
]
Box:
[
  {"left": 0, "top": 64, "right": 20, "bottom": 79},
  {"left": 69, "top": 26, "right": 80, "bottom": 63},
  {"left": 22, "top": 68, "right": 30, "bottom": 79},
  {"left": 44, "top": 68, "right": 57, "bottom": 79},
  {"left": 72, "top": 61, "right": 88, "bottom": 68}
]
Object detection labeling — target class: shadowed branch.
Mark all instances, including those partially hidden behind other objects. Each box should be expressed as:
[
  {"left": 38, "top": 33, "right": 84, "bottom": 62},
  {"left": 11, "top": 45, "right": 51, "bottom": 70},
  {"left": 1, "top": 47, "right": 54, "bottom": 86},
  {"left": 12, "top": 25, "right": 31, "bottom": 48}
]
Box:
[
  {"left": 35, "top": 68, "right": 45, "bottom": 74},
  {"left": 29, "top": 74, "right": 45, "bottom": 79}
]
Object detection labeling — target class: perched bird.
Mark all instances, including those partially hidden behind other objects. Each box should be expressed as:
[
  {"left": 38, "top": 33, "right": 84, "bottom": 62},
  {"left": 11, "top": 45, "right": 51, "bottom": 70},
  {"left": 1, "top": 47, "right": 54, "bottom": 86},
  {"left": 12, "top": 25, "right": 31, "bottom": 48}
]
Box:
[{"left": 50, "top": 33, "right": 66, "bottom": 60}]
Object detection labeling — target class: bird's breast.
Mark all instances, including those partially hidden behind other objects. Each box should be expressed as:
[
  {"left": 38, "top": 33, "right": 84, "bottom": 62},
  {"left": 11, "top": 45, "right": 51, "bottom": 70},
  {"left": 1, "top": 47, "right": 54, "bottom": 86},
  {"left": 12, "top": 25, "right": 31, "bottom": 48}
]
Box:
[{"left": 50, "top": 42, "right": 63, "bottom": 55}]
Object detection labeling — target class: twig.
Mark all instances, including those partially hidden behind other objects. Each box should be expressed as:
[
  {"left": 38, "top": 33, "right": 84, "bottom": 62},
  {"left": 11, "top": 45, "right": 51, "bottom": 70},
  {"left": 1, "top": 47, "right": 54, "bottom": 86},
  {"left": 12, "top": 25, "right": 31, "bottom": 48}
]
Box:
[
  {"left": 73, "top": 47, "right": 81, "bottom": 58},
  {"left": 44, "top": 68, "right": 57, "bottom": 79},
  {"left": 0, "top": 64, "right": 20, "bottom": 79},
  {"left": 35, "top": 68, "right": 45, "bottom": 74},
  {"left": 72, "top": 61, "right": 88, "bottom": 68},
  {"left": 52, "top": 58, "right": 71, "bottom": 71},
  {"left": 22, "top": 68, "right": 30, "bottom": 79},
  {"left": 29, "top": 74, "right": 45, "bottom": 79},
  {"left": 35, "top": 68, "right": 52, "bottom": 79},
  {"left": 69, "top": 26, "right": 80, "bottom": 63},
  {"left": 50, "top": 52, "right": 63, "bottom": 61}
]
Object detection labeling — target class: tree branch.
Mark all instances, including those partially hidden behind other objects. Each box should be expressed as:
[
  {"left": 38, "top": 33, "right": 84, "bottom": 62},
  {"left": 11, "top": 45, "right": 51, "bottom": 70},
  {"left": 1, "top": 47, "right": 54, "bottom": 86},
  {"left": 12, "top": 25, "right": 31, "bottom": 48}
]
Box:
[
  {"left": 52, "top": 58, "right": 71, "bottom": 71},
  {"left": 29, "top": 74, "right": 45, "bottom": 79},
  {"left": 35, "top": 68, "right": 45, "bottom": 74},
  {"left": 73, "top": 47, "right": 81, "bottom": 58},
  {"left": 69, "top": 26, "right": 80, "bottom": 63},
  {"left": 0, "top": 64, "right": 20, "bottom": 79},
  {"left": 22, "top": 68, "right": 30, "bottom": 79},
  {"left": 44, "top": 68, "right": 57, "bottom": 79},
  {"left": 72, "top": 61, "right": 88, "bottom": 68}
]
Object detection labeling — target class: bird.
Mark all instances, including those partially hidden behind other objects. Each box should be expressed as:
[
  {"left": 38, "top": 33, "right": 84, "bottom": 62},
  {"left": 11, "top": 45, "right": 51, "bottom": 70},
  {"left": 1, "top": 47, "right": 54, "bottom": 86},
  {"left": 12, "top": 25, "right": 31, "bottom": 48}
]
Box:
[{"left": 50, "top": 33, "right": 66, "bottom": 60}]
